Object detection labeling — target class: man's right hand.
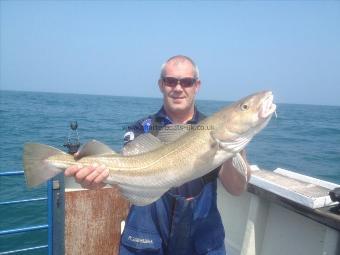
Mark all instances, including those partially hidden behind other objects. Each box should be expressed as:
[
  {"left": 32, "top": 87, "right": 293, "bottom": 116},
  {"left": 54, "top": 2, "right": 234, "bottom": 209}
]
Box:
[{"left": 64, "top": 152, "right": 109, "bottom": 189}]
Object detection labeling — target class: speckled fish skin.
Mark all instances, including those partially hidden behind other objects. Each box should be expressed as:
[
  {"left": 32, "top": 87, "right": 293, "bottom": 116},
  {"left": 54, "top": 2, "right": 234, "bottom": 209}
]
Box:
[{"left": 23, "top": 91, "right": 276, "bottom": 206}]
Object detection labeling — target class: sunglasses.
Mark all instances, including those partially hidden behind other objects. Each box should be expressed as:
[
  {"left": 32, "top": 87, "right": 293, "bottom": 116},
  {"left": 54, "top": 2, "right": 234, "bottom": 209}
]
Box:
[{"left": 162, "top": 77, "right": 197, "bottom": 88}]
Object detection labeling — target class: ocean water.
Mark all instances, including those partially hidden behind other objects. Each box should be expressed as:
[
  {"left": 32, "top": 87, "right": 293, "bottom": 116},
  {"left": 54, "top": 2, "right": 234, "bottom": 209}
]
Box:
[{"left": 0, "top": 90, "right": 339, "bottom": 253}]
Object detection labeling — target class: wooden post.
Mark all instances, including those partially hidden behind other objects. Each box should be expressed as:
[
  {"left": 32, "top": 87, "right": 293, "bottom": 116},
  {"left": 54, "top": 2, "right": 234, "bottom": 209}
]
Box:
[{"left": 65, "top": 187, "right": 129, "bottom": 255}]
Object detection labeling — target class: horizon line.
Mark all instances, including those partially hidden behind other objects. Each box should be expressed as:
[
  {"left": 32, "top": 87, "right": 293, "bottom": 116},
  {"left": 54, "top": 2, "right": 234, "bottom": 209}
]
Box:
[{"left": 1, "top": 88, "right": 339, "bottom": 107}]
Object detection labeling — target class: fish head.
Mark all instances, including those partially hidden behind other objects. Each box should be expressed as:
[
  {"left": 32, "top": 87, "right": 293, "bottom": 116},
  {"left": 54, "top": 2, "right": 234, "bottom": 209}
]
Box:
[
  {"left": 230, "top": 90, "right": 276, "bottom": 132},
  {"left": 211, "top": 91, "right": 276, "bottom": 151}
]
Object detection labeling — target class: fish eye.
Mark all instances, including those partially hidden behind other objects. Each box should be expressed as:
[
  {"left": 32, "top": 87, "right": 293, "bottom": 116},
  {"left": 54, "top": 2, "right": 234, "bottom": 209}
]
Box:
[{"left": 240, "top": 104, "right": 249, "bottom": 111}]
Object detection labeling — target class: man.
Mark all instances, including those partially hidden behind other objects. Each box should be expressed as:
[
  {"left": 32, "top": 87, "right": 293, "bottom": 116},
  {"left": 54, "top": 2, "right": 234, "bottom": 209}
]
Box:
[{"left": 65, "top": 55, "right": 250, "bottom": 254}]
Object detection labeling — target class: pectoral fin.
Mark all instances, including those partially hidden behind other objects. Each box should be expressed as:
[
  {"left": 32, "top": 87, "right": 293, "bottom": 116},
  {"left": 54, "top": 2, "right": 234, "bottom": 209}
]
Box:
[
  {"left": 211, "top": 131, "right": 251, "bottom": 153},
  {"left": 232, "top": 152, "right": 248, "bottom": 182}
]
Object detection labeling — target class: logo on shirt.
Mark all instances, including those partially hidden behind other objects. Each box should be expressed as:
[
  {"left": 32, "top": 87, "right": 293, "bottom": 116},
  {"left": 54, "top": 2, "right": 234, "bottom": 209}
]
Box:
[
  {"left": 142, "top": 118, "right": 152, "bottom": 133},
  {"left": 128, "top": 235, "right": 154, "bottom": 244}
]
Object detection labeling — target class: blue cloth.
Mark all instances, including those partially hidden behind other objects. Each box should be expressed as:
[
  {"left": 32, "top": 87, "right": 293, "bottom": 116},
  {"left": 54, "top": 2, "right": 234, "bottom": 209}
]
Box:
[{"left": 119, "top": 106, "right": 226, "bottom": 255}]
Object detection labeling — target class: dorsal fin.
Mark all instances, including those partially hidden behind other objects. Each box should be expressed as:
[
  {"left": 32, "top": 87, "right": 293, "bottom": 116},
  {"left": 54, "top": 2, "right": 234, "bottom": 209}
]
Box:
[
  {"left": 156, "top": 124, "right": 190, "bottom": 144},
  {"left": 122, "top": 133, "right": 163, "bottom": 156},
  {"left": 76, "top": 140, "right": 115, "bottom": 158}
]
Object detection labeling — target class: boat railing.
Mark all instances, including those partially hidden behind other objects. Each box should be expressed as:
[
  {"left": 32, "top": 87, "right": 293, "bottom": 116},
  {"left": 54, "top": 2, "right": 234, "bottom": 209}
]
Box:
[{"left": 0, "top": 171, "right": 53, "bottom": 255}]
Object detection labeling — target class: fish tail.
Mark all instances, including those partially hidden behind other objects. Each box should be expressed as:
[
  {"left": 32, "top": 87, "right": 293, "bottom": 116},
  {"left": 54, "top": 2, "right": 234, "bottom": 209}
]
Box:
[{"left": 23, "top": 143, "right": 67, "bottom": 187}]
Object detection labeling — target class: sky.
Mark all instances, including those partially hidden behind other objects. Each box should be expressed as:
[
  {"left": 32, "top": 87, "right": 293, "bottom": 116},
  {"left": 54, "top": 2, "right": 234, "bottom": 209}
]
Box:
[{"left": 1, "top": 1, "right": 340, "bottom": 106}]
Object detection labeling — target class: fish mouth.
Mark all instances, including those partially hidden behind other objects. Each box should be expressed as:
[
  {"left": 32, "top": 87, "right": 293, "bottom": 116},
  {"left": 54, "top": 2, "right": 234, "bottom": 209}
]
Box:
[{"left": 259, "top": 91, "right": 276, "bottom": 119}]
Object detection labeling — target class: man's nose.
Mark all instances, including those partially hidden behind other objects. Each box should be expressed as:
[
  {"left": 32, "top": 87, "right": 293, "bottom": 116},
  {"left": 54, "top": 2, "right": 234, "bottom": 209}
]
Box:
[{"left": 173, "top": 82, "right": 183, "bottom": 91}]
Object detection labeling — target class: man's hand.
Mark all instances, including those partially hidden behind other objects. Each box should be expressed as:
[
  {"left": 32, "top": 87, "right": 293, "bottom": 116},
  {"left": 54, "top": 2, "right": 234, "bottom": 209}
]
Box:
[{"left": 64, "top": 152, "right": 109, "bottom": 189}]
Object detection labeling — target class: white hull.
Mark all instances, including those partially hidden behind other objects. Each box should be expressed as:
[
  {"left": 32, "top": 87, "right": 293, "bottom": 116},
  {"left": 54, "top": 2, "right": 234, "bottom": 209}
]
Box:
[{"left": 218, "top": 166, "right": 340, "bottom": 255}]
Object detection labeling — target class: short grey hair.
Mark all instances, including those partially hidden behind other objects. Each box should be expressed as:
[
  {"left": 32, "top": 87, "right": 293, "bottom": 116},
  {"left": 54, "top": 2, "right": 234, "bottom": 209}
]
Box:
[{"left": 160, "top": 55, "right": 200, "bottom": 79}]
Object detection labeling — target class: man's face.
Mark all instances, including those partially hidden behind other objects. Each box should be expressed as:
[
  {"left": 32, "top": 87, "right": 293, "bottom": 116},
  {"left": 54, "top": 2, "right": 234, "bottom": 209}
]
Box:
[{"left": 159, "top": 60, "right": 200, "bottom": 114}]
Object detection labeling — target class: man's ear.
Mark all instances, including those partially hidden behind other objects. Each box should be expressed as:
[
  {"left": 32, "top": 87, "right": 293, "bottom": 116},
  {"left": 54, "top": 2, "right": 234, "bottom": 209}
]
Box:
[
  {"left": 158, "top": 79, "right": 164, "bottom": 93},
  {"left": 195, "top": 80, "right": 201, "bottom": 94}
]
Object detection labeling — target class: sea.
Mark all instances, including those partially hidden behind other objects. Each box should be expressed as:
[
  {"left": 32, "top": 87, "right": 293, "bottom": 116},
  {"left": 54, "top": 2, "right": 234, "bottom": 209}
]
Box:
[{"left": 0, "top": 90, "right": 339, "bottom": 254}]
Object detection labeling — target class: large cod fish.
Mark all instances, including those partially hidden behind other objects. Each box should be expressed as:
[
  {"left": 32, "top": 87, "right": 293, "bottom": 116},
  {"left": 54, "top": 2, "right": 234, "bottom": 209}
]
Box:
[{"left": 23, "top": 91, "right": 276, "bottom": 206}]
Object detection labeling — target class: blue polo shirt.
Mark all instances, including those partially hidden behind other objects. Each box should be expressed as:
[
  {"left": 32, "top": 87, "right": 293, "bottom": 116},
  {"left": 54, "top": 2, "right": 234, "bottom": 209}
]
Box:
[{"left": 120, "top": 106, "right": 226, "bottom": 255}]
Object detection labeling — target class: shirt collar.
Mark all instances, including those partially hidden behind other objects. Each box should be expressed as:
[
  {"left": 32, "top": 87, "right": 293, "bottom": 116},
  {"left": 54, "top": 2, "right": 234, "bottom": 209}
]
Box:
[{"left": 155, "top": 106, "right": 201, "bottom": 124}]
